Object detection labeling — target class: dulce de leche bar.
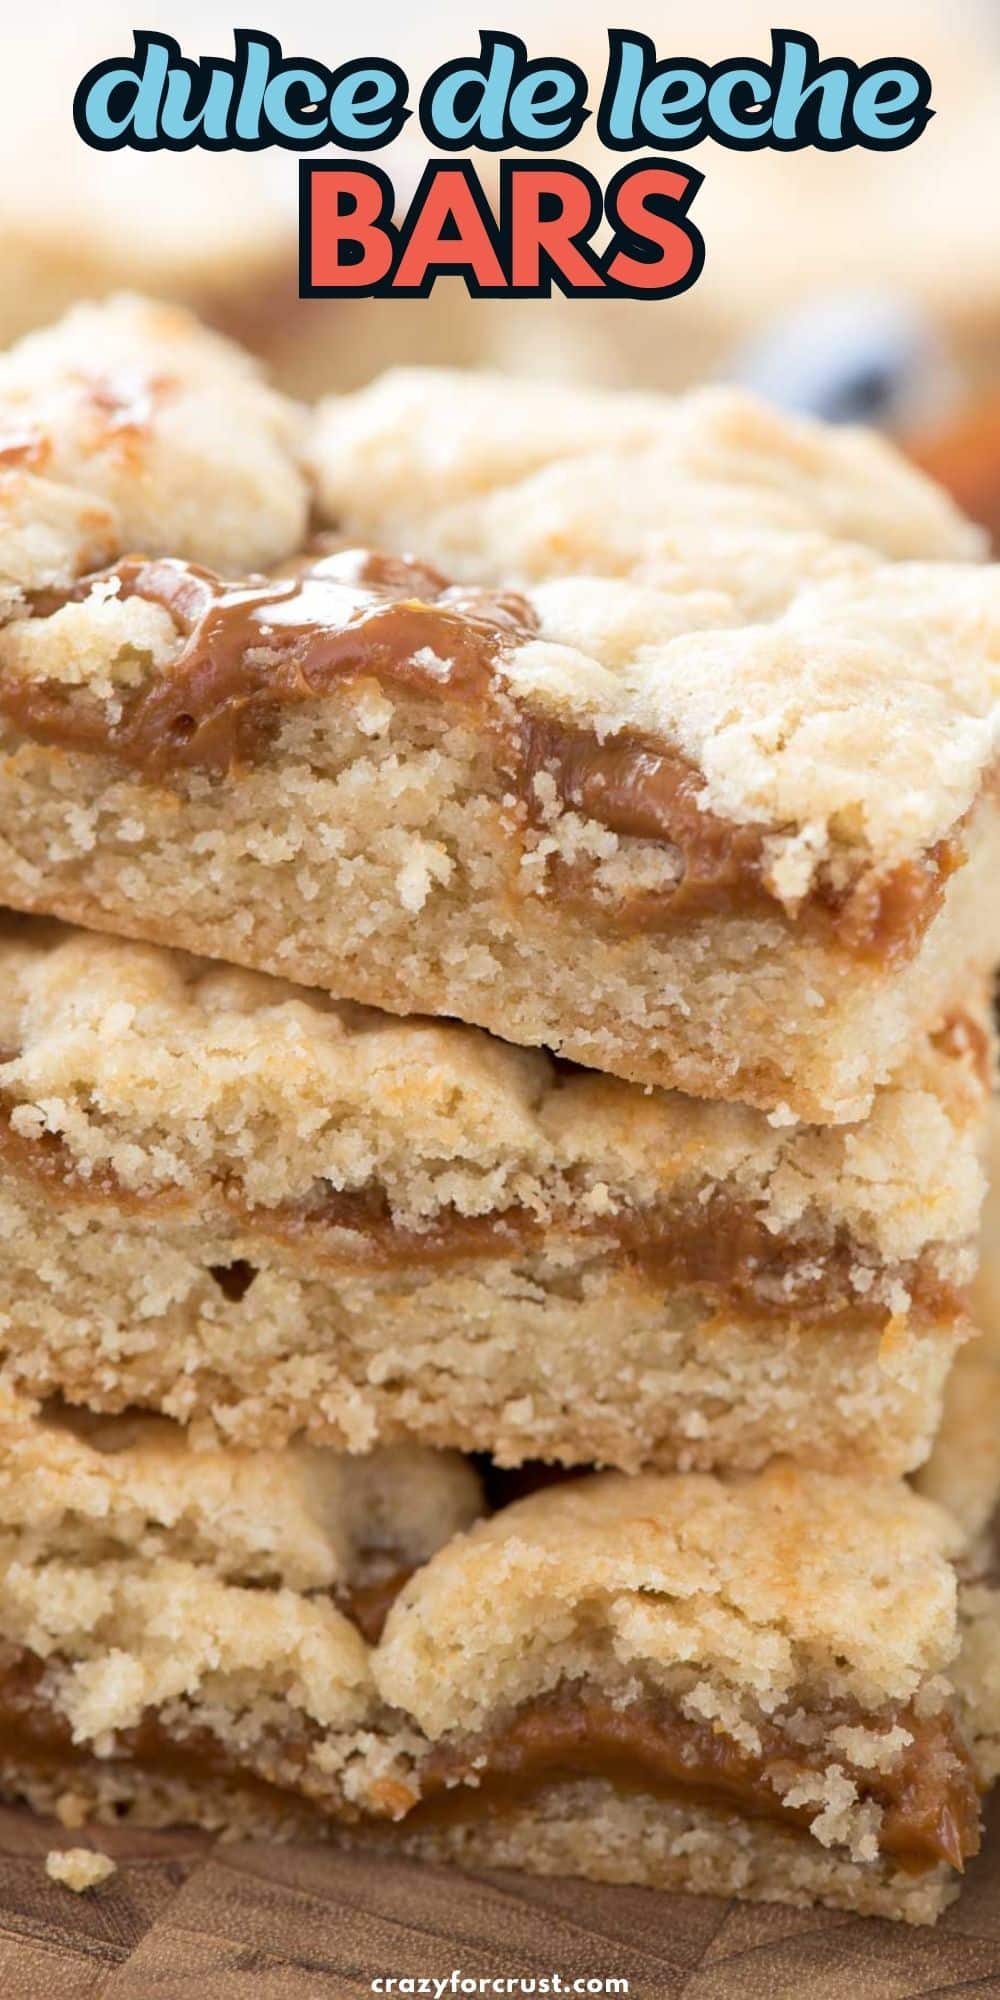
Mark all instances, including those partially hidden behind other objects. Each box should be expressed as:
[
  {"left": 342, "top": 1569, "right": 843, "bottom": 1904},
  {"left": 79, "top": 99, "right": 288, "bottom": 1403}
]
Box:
[
  {"left": 0, "top": 913, "right": 990, "bottom": 1475},
  {"left": 0, "top": 303, "right": 997, "bottom": 1119},
  {"left": 0, "top": 1397, "right": 995, "bottom": 1928}
]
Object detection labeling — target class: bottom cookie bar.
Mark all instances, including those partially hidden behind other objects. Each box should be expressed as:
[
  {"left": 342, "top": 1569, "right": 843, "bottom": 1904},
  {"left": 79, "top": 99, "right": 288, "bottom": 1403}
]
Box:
[{"left": 0, "top": 1396, "right": 994, "bottom": 1925}]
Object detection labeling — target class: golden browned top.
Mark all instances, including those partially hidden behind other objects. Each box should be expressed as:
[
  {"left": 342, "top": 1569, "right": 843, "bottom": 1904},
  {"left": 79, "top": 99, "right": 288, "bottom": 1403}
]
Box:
[{"left": 377, "top": 1464, "right": 967, "bottom": 1732}]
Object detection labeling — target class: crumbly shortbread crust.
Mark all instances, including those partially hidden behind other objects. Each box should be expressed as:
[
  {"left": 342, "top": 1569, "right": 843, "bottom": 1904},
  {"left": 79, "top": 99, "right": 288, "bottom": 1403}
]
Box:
[
  {"left": 45, "top": 1845, "right": 115, "bottom": 1891},
  {"left": 311, "top": 367, "right": 982, "bottom": 576},
  {"left": 391, "top": 1785, "right": 962, "bottom": 1927},
  {"left": 0, "top": 1386, "right": 481, "bottom": 1590},
  {"left": 0, "top": 1552, "right": 377, "bottom": 1745}
]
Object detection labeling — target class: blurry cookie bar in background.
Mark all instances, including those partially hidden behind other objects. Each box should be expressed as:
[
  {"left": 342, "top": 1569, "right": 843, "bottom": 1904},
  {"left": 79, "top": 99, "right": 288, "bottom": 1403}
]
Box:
[{"left": 911, "top": 401, "right": 1000, "bottom": 552}]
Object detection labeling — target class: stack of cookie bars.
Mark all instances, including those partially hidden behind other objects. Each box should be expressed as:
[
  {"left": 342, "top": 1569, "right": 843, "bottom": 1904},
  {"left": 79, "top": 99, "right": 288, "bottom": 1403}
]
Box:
[{"left": 0, "top": 297, "right": 998, "bottom": 1925}]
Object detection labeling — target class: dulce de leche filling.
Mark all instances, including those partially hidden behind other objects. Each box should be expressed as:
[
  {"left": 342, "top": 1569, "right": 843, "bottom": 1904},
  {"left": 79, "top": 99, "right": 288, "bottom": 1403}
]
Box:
[
  {"left": 417, "top": 1688, "right": 981, "bottom": 1872},
  {"left": 0, "top": 546, "right": 961, "bottom": 959},
  {"left": 0, "top": 1646, "right": 979, "bottom": 1871},
  {"left": 336, "top": 1567, "right": 417, "bottom": 1646}
]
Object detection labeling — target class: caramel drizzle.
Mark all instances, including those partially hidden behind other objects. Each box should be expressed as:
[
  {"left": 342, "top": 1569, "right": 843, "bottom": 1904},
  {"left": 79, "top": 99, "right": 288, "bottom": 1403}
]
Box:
[
  {"left": 0, "top": 546, "right": 962, "bottom": 956},
  {"left": 335, "top": 1566, "right": 416, "bottom": 1646},
  {"left": 20, "top": 548, "right": 534, "bottom": 774}
]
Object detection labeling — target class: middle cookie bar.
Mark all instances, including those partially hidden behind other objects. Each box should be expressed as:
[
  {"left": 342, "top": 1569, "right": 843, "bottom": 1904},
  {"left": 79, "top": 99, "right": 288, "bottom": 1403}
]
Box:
[{"left": 0, "top": 913, "right": 990, "bottom": 1475}]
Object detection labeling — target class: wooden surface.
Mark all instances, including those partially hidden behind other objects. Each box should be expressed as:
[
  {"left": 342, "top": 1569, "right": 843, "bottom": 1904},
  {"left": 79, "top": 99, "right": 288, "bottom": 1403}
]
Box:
[{"left": 4, "top": 1800, "right": 1000, "bottom": 1999}]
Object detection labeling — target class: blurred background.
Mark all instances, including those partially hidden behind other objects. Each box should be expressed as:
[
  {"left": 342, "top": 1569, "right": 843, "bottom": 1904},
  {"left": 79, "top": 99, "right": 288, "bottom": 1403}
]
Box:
[{"left": 5, "top": 0, "right": 997, "bottom": 537}]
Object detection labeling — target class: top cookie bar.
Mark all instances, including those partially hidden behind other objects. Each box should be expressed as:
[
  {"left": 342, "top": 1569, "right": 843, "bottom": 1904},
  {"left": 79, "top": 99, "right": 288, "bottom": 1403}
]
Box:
[{"left": 0, "top": 300, "right": 997, "bottom": 1117}]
